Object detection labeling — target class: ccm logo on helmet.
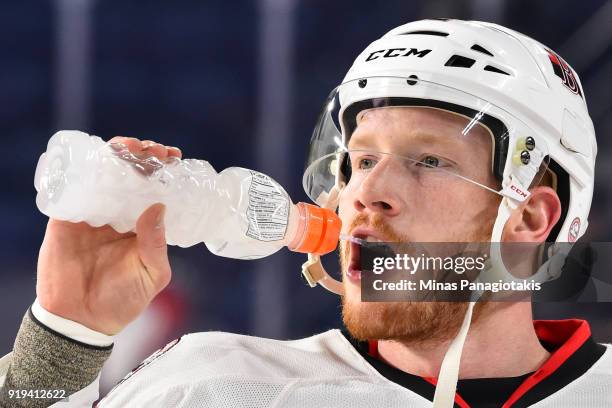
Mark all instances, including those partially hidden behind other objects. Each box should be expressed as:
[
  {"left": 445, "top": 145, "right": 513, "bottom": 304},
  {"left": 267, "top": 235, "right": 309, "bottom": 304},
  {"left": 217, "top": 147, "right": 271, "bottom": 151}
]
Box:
[
  {"left": 546, "top": 48, "right": 583, "bottom": 98},
  {"left": 366, "top": 48, "right": 432, "bottom": 62},
  {"left": 510, "top": 184, "right": 528, "bottom": 198}
]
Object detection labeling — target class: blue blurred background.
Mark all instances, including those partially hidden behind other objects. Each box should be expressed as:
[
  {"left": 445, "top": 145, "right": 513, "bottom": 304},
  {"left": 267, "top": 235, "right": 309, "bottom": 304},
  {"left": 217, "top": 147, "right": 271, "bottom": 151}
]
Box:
[{"left": 1, "top": 0, "right": 611, "bottom": 391}]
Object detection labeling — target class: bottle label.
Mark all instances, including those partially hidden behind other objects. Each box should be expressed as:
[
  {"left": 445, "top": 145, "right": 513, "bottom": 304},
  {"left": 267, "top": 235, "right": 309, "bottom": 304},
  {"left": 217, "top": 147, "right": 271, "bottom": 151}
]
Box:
[{"left": 246, "top": 171, "right": 289, "bottom": 242}]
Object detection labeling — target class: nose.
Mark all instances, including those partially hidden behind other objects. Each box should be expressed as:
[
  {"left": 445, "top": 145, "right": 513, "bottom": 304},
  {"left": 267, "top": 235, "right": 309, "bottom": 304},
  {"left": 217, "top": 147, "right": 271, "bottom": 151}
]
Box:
[{"left": 353, "top": 159, "right": 402, "bottom": 216}]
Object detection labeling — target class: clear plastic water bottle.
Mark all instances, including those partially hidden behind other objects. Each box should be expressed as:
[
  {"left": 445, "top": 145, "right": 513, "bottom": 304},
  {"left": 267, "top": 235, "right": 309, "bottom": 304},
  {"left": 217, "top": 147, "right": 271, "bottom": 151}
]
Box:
[{"left": 34, "top": 131, "right": 341, "bottom": 260}]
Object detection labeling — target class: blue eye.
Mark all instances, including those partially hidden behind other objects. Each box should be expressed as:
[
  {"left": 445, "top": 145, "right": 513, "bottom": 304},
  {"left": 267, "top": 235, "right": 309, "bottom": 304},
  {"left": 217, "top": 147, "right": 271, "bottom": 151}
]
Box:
[{"left": 358, "top": 158, "right": 376, "bottom": 170}]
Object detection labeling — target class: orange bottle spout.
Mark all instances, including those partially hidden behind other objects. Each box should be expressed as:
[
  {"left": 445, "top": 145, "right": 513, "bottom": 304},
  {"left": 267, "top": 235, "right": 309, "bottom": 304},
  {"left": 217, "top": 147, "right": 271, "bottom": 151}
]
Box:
[{"left": 289, "top": 202, "right": 341, "bottom": 255}]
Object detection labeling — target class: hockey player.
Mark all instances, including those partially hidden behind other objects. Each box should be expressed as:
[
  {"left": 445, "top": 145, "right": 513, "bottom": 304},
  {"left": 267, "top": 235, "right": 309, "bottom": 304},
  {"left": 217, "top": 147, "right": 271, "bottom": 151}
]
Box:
[{"left": 1, "top": 19, "right": 610, "bottom": 408}]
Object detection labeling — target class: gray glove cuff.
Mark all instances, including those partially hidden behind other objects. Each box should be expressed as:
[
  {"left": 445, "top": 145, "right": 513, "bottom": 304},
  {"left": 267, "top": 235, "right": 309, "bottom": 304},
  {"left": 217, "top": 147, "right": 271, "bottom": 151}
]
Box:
[{"left": 0, "top": 308, "right": 113, "bottom": 407}]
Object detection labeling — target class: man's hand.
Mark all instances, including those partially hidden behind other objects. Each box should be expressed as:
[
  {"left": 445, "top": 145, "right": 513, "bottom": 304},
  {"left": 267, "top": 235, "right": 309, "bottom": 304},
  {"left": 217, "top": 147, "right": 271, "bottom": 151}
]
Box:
[{"left": 36, "top": 137, "right": 182, "bottom": 335}]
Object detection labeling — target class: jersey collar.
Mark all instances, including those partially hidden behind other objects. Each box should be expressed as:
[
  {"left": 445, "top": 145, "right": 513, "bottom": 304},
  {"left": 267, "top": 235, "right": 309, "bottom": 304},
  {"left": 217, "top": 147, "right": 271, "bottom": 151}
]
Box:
[{"left": 343, "top": 319, "right": 606, "bottom": 408}]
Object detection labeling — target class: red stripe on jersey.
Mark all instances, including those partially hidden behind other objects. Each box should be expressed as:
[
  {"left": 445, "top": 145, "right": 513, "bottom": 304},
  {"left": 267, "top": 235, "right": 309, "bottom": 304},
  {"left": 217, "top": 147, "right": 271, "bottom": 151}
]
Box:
[
  {"left": 367, "top": 339, "right": 379, "bottom": 358},
  {"left": 423, "top": 376, "right": 471, "bottom": 408},
  {"left": 502, "top": 319, "right": 590, "bottom": 407}
]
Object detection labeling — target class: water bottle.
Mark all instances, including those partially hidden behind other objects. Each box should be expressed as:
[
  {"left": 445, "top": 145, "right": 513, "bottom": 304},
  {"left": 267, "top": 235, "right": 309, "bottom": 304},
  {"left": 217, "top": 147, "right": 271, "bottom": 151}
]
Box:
[{"left": 34, "top": 130, "right": 341, "bottom": 260}]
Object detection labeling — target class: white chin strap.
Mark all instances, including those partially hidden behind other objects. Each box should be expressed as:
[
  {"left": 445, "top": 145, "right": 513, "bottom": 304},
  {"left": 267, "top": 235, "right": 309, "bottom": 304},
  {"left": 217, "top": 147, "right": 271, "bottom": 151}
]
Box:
[
  {"left": 432, "top": 301, "right": 475, "bottom": 408},
  {"left": 431, "top": 197, "right": 513, "bottom": 408}
]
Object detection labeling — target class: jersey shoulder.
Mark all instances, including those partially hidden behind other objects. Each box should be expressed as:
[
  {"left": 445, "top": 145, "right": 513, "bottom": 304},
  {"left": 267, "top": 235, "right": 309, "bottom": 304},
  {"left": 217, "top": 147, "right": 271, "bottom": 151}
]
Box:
[
  {"left": 533, "top": 343, "right": 612, "bottom": 407},
  {"left": 177, "top": 328, "right": 375, "bottom": 378},
  {"left": 98, "top": 329, "right": 387, "bottom": 407}
]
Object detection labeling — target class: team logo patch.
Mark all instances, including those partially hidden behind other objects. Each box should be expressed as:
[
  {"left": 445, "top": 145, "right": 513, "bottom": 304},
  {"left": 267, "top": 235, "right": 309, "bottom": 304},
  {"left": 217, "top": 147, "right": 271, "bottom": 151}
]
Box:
[
  {"left": 546, "top": 48, "right": 583, "bottom": 98},
  {"left": 568, "top": 217, "right": 581, "bottom": 242}
]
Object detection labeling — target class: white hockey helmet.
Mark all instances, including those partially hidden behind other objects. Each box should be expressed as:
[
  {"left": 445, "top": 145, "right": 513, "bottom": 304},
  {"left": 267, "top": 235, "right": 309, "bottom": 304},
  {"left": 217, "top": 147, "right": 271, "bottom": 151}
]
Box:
[
  {"left": 300, "top": 18, "right": 597, "bottom": 301},
  {"left": 303, "top": 18, "right": 596, "bottom": 246}
]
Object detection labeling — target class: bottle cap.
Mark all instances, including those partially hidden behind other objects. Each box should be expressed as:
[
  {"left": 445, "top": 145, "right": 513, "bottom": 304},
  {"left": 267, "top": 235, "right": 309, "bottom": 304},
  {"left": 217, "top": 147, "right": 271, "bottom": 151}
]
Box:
[{"left": 290, "top": 202, "right": 341, "bottom": 255}]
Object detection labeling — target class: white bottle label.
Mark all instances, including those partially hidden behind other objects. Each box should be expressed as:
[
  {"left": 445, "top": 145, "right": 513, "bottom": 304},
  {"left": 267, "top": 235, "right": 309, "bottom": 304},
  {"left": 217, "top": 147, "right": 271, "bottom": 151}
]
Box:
[{"left": 246, "top": 171, "right": 289, "bottom": 242}]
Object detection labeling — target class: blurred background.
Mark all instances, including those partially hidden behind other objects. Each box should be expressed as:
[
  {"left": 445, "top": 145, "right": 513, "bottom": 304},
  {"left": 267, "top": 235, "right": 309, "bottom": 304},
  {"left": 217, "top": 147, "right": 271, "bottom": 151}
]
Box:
[{"left": 1, "top": 0, "right": 611, "bottom": 393}]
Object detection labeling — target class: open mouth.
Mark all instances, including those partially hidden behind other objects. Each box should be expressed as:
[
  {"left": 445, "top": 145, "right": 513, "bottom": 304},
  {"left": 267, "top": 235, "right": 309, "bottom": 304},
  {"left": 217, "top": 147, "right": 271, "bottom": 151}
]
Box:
[
  {"left": 346, "top": 232, "right": 383, "bottom": 282},
  {"left": 345, "top": 230, "right": 389, "bottom": 283}
]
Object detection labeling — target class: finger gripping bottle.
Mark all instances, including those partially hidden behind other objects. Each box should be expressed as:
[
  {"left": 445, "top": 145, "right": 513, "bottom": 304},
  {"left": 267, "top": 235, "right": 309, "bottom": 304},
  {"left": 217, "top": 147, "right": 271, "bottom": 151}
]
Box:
[{"left": 34, "top": 131, "right": 341, "bottom": 259}]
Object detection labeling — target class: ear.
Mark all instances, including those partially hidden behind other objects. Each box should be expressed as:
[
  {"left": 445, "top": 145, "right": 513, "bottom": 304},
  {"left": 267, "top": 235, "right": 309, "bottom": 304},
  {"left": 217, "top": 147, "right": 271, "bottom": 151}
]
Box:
[{"left": 502, "top": 186, "right": 562, "bottom": 242}]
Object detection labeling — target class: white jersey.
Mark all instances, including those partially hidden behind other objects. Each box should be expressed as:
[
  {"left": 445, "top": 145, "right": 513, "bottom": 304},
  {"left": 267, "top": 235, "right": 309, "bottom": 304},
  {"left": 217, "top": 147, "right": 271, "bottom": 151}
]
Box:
[
  {"left": 2, "top": 322, "right": 611, "bottom": 407},
  {"left": 93, "top": 327, "right": 611, "bottom": 408}
]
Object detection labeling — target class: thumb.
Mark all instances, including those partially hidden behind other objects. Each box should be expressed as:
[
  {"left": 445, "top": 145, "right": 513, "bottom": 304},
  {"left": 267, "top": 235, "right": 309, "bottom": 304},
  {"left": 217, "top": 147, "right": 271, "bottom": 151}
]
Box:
[{"left": 135, "top": 203, "right": 171, "bottom": 291}]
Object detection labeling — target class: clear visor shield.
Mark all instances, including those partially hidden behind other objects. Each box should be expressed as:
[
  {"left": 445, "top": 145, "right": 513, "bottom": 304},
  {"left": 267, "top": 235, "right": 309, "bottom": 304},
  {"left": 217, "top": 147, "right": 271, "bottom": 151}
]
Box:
[{"left": 303, "top": 77, "right": 550, "bottom": 207}]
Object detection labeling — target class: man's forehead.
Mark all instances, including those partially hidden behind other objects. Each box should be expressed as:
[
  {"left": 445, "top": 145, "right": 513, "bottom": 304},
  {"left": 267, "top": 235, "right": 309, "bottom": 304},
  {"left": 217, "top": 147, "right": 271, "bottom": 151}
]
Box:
[{"left": 348, "top": 106, "right": 491, "bottom": 148}]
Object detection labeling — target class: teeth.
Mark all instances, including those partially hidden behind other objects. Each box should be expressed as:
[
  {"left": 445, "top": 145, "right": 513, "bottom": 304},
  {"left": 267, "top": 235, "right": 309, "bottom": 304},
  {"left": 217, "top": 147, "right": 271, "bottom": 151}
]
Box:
[{"left": 365, "top": 236, "right": 382, "bottom": 242}]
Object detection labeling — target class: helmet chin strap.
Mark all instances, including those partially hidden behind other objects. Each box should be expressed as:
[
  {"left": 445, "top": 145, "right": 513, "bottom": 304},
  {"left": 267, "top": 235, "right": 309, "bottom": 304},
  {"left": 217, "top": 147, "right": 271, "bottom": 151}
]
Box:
[
  {"left": 431, "top": 196, "right": 513, "bottom": 408},
  {"left": 432, "top": 300, "right": 475, "bottom": 408}
]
